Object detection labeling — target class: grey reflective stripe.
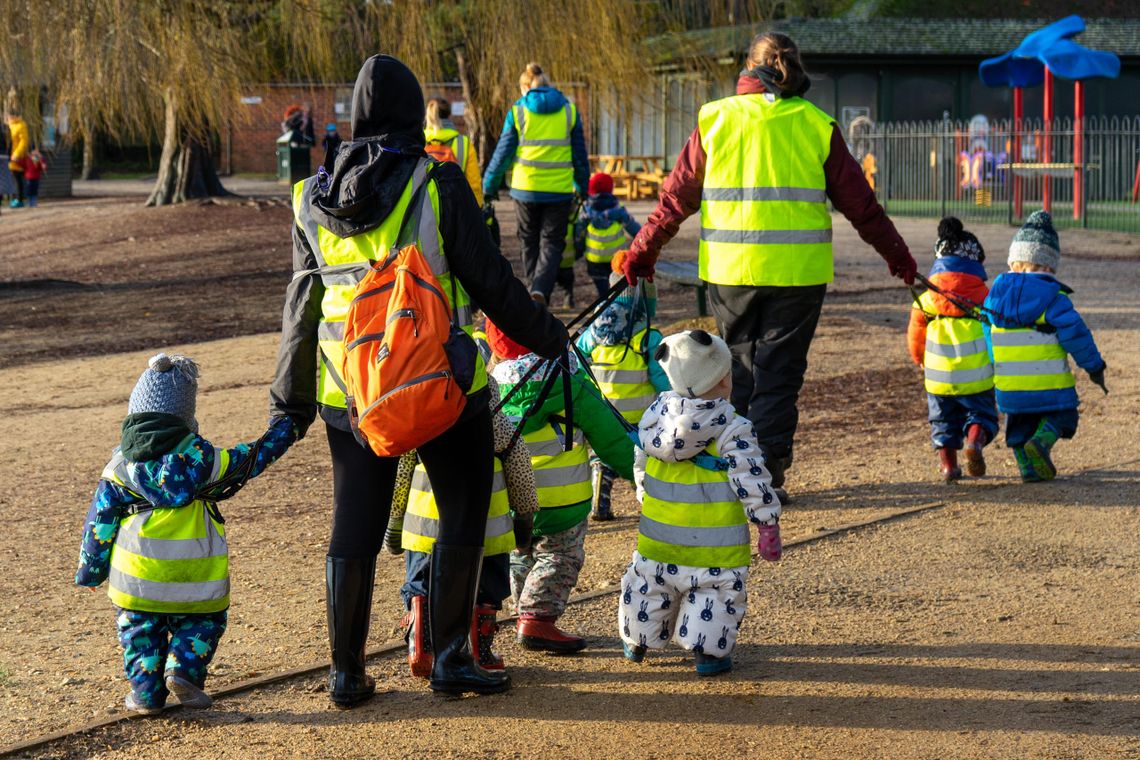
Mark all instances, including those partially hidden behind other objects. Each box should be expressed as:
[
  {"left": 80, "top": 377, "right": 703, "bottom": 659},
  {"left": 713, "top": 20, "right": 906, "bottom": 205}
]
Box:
[
  {"left": 115, "top": 512, "right": 227, "bottom": 561},
  {"left": 588, "top": 230, "right": 625, "bottom": 244},
  {"left": 516, "top": 105, "right": 573, "bottom": 146},
  {"left": 453, "top": 135, "right": 466, "bottom": 167},
  {"left": 403, "top": 511, "right": 513, "bottom": 541},
  {"left": 515, "top": 157, "right": 573, "bottom": 169},
  {"left": 534, "top": 462, "right": 590, "bottom": 489},
  {"left": 700, "top": 228, "right": 833, "bottom": 245},
  {"left": 643, "top": 474, "right": 737, "bottom": 504},
  {"left": 994, "top": 359, "right": 1070, "bottom": 376},
  {"left": 456, "top": 304, "right": 473, "bottom": 327},
  {"left": 639, "top": 515, "right": 749, "bottom": 548},
  {"left": 702, "top": 186, "right": 827, "bottom": 203},
  {"left": 412, "top": 468, "right": 506, "bottom": 494},
  {"left": 593, "top": 367, "right": 649, "bottom": 384},
  {"left": 925, "top": 337, "right": 988, "bottom": 358},
  {"left": 611, "top": 395, "right": 655, "bottom": 413},
  {"left": 109, "top": 568, "right": 229, "bottom": 603},
  {"left": 991, "top": 330, "right": 1060, "bottom": 347},
  {"left": 520, "top": 137, "right": 572, "bottom": 147},
  {"left": 485, "top": 513, "right": 514, "bottom": 539},
  {"left": 589, "top": 244, "right": 623, "bottom": 256},
  {"left": 318, "top": 321, "right": 344, "bottom": 342},
  {"left": 924, "top": 365, "right": 995, "bottom": 384},
  {"left": 525, "top": 430, "right": 586, "bottom": 459},
  {"left": 317, "top": 263, "right": 370, "bottom": 288},
  {"left": 207, "top": 447, "right": 224, "bottom": 484}
]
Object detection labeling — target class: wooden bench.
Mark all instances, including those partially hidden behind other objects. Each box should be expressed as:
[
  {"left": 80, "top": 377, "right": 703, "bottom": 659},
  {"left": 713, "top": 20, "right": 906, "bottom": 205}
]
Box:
[{"left": 654, "top": 260, "right": 708, "bottom": 316}]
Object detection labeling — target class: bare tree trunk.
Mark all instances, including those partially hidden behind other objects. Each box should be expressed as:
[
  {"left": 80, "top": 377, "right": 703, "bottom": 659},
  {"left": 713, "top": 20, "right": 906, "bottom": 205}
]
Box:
[
  {"left": 147, "top": 88, "right": 231, "bottom": 207},
  {"left": 80, "top": 124, "right": 96, "bottom": 181},
  {"left": 455, "top": 46, "right": 497, "bottom": 176}
]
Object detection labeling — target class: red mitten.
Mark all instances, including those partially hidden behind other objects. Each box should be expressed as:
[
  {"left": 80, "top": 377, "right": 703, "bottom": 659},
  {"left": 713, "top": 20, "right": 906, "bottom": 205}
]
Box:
[
  {"left": 888, "top": 253, "right": 918, "bottom": 285},
  {"left": 622, "top": 246, "right": 658, "bottom": 286},
  {"left": 757, "top": 522, "right": 782, "bottom": 562}
]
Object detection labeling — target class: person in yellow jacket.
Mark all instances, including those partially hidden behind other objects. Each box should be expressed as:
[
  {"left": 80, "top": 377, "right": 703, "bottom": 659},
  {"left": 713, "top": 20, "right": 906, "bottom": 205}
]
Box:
[
  {"left": 620, "top": 330, "right": 781, "bottom": 676},
  {"left": 620, "top": 33, "right": 917, "bottom": 500},
  {"left": 76, "top": 354, "right": 298, "bottom": 714},
  {"left": 424, "top": 96, "right": 483, "bottom": 205},
  {"left": 7, "top": 107, "right": 29, "bottom": 207}
]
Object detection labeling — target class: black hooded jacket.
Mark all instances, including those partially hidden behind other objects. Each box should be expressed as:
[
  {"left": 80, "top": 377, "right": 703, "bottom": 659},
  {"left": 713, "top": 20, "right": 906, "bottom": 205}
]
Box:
[{"left": 270, "top": 55, "right": 568, "bottom": 433}]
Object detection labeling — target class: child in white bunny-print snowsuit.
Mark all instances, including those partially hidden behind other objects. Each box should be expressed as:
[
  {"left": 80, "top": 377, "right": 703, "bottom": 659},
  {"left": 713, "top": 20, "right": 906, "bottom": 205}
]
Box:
[{"left": 618, "top": 330, "right": 781, "bottom": 676}]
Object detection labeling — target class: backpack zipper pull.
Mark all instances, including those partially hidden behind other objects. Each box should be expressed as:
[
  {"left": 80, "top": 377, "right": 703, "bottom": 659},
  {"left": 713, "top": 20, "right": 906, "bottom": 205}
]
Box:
[{"left": 411, "top": 310, "right": 418, "bottom": 337}]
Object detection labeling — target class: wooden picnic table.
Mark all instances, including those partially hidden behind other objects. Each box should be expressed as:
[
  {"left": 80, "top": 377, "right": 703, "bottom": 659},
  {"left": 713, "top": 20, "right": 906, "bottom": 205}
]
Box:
[
  {"left": 589, "top": 154, "right": 668, "bottom": 200},
  {"left": 653, "top": 260, "right": 708, "bottom": 316}
]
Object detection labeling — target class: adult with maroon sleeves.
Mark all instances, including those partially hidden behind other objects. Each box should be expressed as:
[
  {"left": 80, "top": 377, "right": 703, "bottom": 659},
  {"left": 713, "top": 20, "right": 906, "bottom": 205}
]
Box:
[{"left": 622, "top": 32, "right": 917, "bottom": 499}]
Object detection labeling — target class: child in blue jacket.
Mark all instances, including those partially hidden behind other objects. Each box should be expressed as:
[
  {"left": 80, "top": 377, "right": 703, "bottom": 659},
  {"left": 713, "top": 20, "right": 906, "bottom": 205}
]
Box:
[
  {"left": 983, "top": 212, "right": 1107, "bottom": 481},
  {"left": 76, "top": 354, "right": 297, "bottom": 714},
  {"left": 576, "top": 173, "right": 642, "bottom": 298}
]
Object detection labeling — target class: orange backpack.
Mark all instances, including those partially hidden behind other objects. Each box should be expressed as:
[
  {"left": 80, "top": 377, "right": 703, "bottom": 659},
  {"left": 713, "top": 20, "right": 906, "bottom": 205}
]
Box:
[
  {"left": 341, "top": 180, "right": 476, "bottom": 457},
  {"left": 424, "top": 138, "right": 459, "bottom": 166}
]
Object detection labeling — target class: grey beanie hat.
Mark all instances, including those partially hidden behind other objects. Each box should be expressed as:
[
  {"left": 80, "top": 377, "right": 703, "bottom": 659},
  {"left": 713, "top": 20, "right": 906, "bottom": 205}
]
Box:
[
  {"left": 655, "top": 329, "right": 733, "bottom": 398},
  {"left": 128, "top": 353, "right": 200, "bottom": 430},
  {"left": 1008, "top": 210, "right": 1060, "bottom": 270}
]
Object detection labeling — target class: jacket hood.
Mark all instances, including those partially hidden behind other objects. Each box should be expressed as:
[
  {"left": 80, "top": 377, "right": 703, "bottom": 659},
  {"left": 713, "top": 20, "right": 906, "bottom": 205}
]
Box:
[
  {"left": 638, "top": 392, "right": 734, "bottom": 463},
  {"left": 492, "top": 353, "right": 581, "bottom": 432},
  {"left": 986, "top": 272, "right": 1069, "bottom": 328},
  {"left": 121, "top": 413, "right": 194, "bottom": 462},
  {"left": 116, "top": 437, "right": 203, "bottom": 508},
  {"left": 307, "top": 55, "right": 427, "bottom": 236},
  {"left": 517, "top": 87, "right": 568, "bottom": 115},
  {"left": 585, "top": 194, "right": 620, "bottom": 223}
]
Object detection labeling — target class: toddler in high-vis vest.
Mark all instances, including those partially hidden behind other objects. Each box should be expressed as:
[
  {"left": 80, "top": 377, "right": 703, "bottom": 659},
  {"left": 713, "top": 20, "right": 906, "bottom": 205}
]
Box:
[
  {"left": 388, "top": 376, "right": 539, "bottom": 677},
  {"left": 576, "top": 273, "right": 669, "bottom": 520},
  {"left": 75, "top": 354, "right": 297, "bottom": 714},
  {"left": 983, "top": 211, "right": 1107, "bottom": 481},
  {"left": 575, "top": 173, "right": 642, "bottom": 298},
  {"left": 906, "top": 217, "right": 998, "bottom": 482},
  {"left": 619, "top": 330, "right": 780, "bottom": 676},
  {"left": 488, "top": 320, "right": 634, "bottom": 653}
]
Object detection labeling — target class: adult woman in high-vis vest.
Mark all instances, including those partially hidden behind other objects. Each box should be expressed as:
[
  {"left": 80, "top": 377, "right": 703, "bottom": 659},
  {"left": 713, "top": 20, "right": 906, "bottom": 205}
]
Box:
[
  {"left": 482, "top": 63, "right": 591, "bottom": 305},
  {"left": 270, "top": 56, "right": 567, "bottom": 706},
  {"left": 424, "top": 96, "right": 483, "bottom": 205},
  {"left": 623, "top": 33, "right": 917, "bottom": 498}
]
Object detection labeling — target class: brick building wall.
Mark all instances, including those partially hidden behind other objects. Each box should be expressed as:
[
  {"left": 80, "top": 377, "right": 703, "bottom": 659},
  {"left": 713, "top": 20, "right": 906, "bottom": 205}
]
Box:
[{"left": 224, "top": 81, "right": 589, "bottom": 177}]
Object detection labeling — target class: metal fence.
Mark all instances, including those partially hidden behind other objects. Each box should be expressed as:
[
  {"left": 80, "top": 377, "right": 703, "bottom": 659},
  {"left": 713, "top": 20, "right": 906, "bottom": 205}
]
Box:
[{"left": 857, "top": 116, "right": 1140, "bottom": 232}]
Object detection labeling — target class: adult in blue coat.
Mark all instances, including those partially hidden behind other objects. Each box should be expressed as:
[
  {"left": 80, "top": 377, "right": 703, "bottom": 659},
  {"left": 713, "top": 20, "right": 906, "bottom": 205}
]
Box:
[{"left": 483, "top": 63, "right": 590, "bottom": 305}]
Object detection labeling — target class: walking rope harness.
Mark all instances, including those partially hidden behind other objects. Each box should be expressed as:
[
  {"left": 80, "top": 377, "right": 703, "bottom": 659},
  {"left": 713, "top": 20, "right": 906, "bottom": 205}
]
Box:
[{"left": 910, "top": 272, "right": 1057, "bottom": 335}]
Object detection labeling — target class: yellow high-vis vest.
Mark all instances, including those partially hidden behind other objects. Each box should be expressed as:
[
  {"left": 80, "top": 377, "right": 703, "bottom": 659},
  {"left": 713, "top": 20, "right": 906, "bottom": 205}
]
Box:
[
  {"left": 401, "top": 459, "right": 515, "bottom": 556},
  {"left": 102, "top": 448, "right": 231, "bottom": 614},
  {"left": 292, "top": 159, "right": 486, "bottom": 410},
  {"left": 585, "top": 220, "right": 625, "bottom": 264},
  {"left": 916, "top": 291, "right": 994, "bottom": 396},
  {"left": 589, "top": 328, "right": 656, "bottom": 425},
  {"left": 698, "top": 95, "right": 835, "bottom": 287},
  {"left": 638, "top": 444, "right": 751, "bottom": 568},
  {"left": 511, "top": 103, "right": 576, "bottom": 194},
  {"left": 990, "top": 303, "right": 1075, "bottom": 393},
  {"left": 523, "top": 420, "right": 592, "bottom": 509}
]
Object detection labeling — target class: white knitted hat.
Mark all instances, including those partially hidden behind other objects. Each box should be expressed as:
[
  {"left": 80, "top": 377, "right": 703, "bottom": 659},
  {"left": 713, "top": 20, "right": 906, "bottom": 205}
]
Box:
[{"left": 655, "top": 330, "right": 732, "bottom": 398}]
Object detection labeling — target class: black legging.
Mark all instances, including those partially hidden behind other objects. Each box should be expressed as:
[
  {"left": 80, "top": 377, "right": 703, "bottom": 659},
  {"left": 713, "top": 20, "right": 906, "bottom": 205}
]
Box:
[
  {"left": 326, "top": 403, "right": 494, "bottom": 559},
  {"left": 12, "top": 170, "right": 24, "bottom": 203}
]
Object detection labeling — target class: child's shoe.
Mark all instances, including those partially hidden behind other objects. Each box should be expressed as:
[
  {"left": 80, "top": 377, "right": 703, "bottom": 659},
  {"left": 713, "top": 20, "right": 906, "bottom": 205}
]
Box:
[
  {"left": 590, "top": 459, "right": 615, "bottom": 521},
  {"left": 403, "top": 594, "right": 432, "bottom": 678},
  {"left": 1023, "top": 421, "right": 1059, "bottom": 481},
  {"left": 694, "top": 652, "right": 732, "bottom": 676},
  {"left": 124, "top": 691, "right": 163, "bottom": 715},
  {"left": 471, "top": 604, "right": 504, "bottom": 670},
  {"left": 963, "top": 424, "right": 988, "bottom": 477},
  {"left": 9, "top": 199, "right": 22, "bottom": 209},
  {"left": 1012, "top": 447, "right": 1042, "bottom": 482},
  {"left": 516, "top": 615, "right": 587, "bottom": 653},
  {"left": 165, "top": 673, "right": 212, "bottom": 708},
  {"left": 937, "top": 448, "right": 962, "bottom": 482},
  {"left": 623, "top": 641, "right": 647, "bottom": 663}
]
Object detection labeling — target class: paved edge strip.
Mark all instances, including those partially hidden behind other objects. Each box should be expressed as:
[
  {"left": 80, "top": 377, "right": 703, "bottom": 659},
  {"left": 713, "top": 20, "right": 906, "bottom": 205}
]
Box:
[{"left": 7, "top": 456, "right": 1139, "bottom": 757}]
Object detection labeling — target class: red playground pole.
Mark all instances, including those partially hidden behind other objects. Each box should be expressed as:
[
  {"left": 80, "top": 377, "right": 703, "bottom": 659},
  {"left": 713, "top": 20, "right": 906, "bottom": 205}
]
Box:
[
  {"left": 1074, "top": 79, "right": 1084, "bottom": 221},
  {"left": 1043, "top": 67, "right": 1054, "bottom": 213},
  {"left": 1013, "top": 86, "right": 1023, "bottom": 218}
]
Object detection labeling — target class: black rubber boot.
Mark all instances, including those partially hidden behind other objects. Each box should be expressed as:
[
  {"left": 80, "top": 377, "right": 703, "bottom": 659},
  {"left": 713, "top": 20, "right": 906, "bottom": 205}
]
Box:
[
  {"left": 428, "top": 544, "right": 511, "bottom": 696},
  {"left": 326, "top": 556, "right": 377, "bottom": 708}
]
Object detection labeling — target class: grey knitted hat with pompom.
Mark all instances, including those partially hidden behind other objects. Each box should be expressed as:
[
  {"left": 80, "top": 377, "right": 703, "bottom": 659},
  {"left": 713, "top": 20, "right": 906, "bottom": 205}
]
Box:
[
  {"left": 128, "top": 353, "right": 200, "bottom": 430},
  {"left": 1008, "top": 210, "right": 1060, "bottom": 270}
]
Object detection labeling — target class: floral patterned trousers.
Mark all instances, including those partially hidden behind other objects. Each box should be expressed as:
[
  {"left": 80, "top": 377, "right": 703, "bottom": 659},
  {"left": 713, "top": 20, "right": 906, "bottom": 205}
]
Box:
[{"left": 115, "top": 607, "right": 228, "bottom": 709}]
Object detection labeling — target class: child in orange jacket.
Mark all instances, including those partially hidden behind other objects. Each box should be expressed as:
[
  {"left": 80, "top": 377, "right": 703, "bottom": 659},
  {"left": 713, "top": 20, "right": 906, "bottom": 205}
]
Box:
[{"left": 907, "top": 218, "right": 998, "bottom": 482}]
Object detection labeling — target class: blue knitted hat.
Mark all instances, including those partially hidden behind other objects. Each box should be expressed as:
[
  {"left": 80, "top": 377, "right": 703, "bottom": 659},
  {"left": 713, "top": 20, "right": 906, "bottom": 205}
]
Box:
[
  {"left": 1008, "top": 211, "right": 1060, "bottom": 270},
  {"left": 128, "top": 353, "right": 200, "bottom": 430}
]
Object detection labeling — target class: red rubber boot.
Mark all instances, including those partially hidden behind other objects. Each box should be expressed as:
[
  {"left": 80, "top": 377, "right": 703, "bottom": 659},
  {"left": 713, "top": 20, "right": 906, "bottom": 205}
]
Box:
[
  {"left": 403, "top": 595, "right": 432, "bottom": 678},
  {"left": 471, "top": 605, "right": 504, "bottom": 670},
  {"left": 937, "top": 448, "right": 962, "bottom": 483},
  {"left": 516, "top": 614, "right": 587, "bottom": 653},
  {"left": 963, "top": 424, "right": 988, "bottom": 477}
]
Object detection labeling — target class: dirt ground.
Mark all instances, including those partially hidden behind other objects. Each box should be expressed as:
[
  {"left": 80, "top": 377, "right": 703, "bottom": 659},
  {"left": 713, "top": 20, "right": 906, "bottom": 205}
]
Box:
[{"left": 0, "top": 186, "right": 1137, "bottom": 758}]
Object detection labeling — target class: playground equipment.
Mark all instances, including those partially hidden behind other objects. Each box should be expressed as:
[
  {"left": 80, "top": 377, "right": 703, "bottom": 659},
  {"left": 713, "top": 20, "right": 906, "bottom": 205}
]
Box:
[{"left": 980, "top": 15, "right": 1120, "bottom": 221}]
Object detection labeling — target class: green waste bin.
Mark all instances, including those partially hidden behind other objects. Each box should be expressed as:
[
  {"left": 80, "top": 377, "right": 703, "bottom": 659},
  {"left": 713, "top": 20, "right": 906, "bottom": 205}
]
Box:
[{"left": 276, "top": 133, "right": 312, "bottom": 185}]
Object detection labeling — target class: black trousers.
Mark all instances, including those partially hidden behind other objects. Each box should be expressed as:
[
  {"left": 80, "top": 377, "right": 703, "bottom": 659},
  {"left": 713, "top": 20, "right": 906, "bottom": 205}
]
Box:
[
  {"left": 12, "top": 170, "right": 24, "bottom": 203},
  {"left": 708, "top": 283, "right": 827, "bottom": 459},
  {"left": 326, "top": 404, "right": 494, "bottom": 559},
  {"left": 516, "top": 199, "right": 573, "bottom": 301}
]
